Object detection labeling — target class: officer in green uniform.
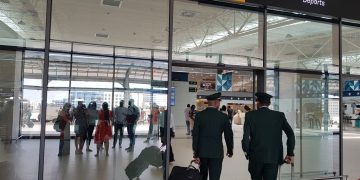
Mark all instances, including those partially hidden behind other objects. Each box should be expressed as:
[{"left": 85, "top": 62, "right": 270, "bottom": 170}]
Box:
[
  {"left": 193, "top": 92, "right": 234, "bottom": 180},
  {"left": 242, "top": 92, "right": 295, "bottom": 180}
]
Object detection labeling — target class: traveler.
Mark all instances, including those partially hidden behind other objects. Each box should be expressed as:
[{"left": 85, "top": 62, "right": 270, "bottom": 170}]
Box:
[
  {"left": 192, "top": 92, "right": 234, "bottom": 180},
  {"left": 126, "top": 99, "right": 140, "bottom": 152},
  {"left": 73, "top": 101, "right": 88, "bottom": 155},
  {"left": 144, "top": 104, "right": 160, "bottom": 143},
  {"left": 94, "top": 102, "right": 113, "bottom": 157},
  {"left": 86, "top": 101, "right": 97, "bottom": 152},
  {"left": 113, "top": 100, "right": 127, "bottom": 148},
  {"left": 227, "top": 106, "right": 234, "bottom": 125},
  {"left": 242, "top": 92, "right": 295, "bottom": 180},
  {"left": 184, "top": 104, "right": 191, "bottom": 135},
  {"left": 189, "top": 104, "right": 196, "bottom": 135},
  {"left": 58, "top": 103, "right": 72, "bottom": 156}
]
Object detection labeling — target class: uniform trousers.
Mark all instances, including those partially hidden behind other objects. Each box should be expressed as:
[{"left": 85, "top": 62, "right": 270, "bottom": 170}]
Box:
[
  {"left": 248, "top": 160, "right": 279, "bottom": 180},
  {"left": 199, "top": 158, "right": 223, "bottom": 180}
]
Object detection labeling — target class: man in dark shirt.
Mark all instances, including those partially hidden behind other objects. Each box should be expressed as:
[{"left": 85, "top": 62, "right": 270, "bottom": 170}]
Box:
[
  {"left": 242, "top": 92, "right": 295, "bottom": 180},
  {"left": 193, "top": 92, "right": 234, "bottom": 180}
]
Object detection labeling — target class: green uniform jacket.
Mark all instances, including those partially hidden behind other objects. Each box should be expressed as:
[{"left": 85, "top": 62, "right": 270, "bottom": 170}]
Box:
[
  {"left": 193, "top": 107, "right": 234, "bottom": 159},
  {"left": 242, "top": 107, "right": 295, "bottom": 164}
]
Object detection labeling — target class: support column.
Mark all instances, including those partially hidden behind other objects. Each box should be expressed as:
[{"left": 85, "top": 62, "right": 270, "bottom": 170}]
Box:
[{"left": 38, "top": 0, "right": 52, "bottom": 179}]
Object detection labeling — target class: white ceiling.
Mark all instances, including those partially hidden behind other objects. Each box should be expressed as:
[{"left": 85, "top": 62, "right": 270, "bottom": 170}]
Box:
[{"left": 1, "top": 0, "right": 360, "bottom": 71}]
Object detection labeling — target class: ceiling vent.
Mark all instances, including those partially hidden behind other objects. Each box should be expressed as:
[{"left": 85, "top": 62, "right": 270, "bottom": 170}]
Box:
[
  {"left": 95, "top": 33, "right": 109, "bottom": 38},
  {"left": 101, "top": 0, "right": 123, "bottom": 7}
]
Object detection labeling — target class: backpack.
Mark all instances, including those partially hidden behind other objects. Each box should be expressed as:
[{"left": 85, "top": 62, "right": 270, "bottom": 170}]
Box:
[
  {"left": 127, "top": 106, "right": 139, "bottom": 124},
  {"left": 53, "top": 115, "right": 62, "bottom": 132}
]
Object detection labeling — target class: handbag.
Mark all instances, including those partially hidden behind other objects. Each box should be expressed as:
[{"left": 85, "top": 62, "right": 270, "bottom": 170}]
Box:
[
  {"left": 53, "top": 115, "right": 62, "bottom": 132},
  {"left": 233, "top": 113, "right": 242, "bottom": 125}
]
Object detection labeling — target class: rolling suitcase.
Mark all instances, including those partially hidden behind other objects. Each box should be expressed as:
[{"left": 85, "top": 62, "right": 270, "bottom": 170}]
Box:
[
  {"left": 139, "top": 146, "right": 163, "bottom": 168},
  {"left": 278, "top": 162, "right": 294, "bottom": 180},
  {"left": 169, "top": 160, "right": 201, "bottom": 180},
  {"left": 125, "top": 157, "right": 149, "bottom": 180}
]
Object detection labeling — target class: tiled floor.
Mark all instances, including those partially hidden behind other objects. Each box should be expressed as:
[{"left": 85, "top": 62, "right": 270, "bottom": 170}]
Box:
[{"left": 0, "top": 125, "right": 359, "bottom": 180}]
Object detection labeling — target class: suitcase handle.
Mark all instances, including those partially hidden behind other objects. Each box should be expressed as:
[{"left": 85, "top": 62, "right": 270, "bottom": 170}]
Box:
[{"left": 187, "top": 160, "right": 198, "bottom": 170}]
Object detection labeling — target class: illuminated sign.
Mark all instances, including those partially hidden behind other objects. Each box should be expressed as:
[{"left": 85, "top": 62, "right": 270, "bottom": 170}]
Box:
[
  {"left": 302, "top": 0, "right": 325, "bottom": 7},
  {"left": 202, "top": 0, "right": 360, "bottom": 21}
]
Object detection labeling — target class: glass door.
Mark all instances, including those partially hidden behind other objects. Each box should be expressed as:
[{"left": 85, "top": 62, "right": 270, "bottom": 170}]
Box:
[{"left": 268, "top": 70, "right": 340, "bottom": 179}]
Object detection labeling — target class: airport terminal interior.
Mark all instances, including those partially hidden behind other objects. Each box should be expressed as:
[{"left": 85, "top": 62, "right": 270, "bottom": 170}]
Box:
[{"left": 1, "top": 0, "right": 360, "bottom": 179}]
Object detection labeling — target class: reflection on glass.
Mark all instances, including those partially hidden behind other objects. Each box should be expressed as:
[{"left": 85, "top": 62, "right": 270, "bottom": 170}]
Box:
[
  {"left": 0, "top": 0, "right": 46, "bottom": 48},
  {"left": 267, "top": 70, "right": 339, "bottom": 179},
  {"left": 0, "top": 50, "right": 42, "bottom": 180},
  {"left": 342, "top": 25, "right": 360, "bottom": 75},
  {"left": 267, "top": 15, "right": 338, "bottom": 73},
  {"left": 173, "top": 0, "right": 262, "bottom": 66}
]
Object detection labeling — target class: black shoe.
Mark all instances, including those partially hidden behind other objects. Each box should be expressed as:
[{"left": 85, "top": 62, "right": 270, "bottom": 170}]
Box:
[{"left": 125, "top": 146, "right": 133, "bottom": 152}]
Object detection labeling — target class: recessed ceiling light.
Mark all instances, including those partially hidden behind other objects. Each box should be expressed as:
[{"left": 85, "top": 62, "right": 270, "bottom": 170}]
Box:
[
  {"left": 101, "top": 0, "right": 123, "bottom": 8},
  {"left": 95, "top": 33, "right": 109, "bottom": 38},
  {"left": 180, "top": 10, "right": 196, "bottom": 18},
  {"left": 152, "top": 39, "right": 163, "bottom": 44}
]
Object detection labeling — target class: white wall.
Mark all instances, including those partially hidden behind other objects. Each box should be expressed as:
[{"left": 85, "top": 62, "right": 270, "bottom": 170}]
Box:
[{"left": 172, "top": 81, "right": 196, "bottom": 127}]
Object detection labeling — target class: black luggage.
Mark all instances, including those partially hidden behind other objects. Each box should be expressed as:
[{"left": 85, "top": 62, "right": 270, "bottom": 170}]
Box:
[
  {"left": 169, "top": 160, "right": 201, "bottom": 180},
  {"left": 125, "top": 146, "right": 163, "bottom": 179},
  {"left": 125, "top": 157, "right": 149, "bottom": 180},
  {"left": 139, "top": 146, "right": 163, "bottom": 168}
]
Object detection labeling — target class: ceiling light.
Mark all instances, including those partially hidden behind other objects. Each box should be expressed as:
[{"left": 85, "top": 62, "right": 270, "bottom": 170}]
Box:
[
  {"left": 180, "top": 10, "right": 196, "bottom": 18},
  {"left": 101, "top": 0, "right": 123, "bottom": 8},
  {"left": 95, "top": 33, "right": 109, "bottom": 38},
  {"left": 0, "top": 0, "right": 10, "bottom": 3},
  {"left": 152, "top": 39, "right": 163, "bottom": 44}
]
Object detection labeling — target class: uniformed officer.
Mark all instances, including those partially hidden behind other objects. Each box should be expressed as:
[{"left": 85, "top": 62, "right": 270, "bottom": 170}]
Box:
[
  {"left": 242, "top": 92, "right": 295, "bottom": 180},
  {"left": 193, "top": 92, "right": 234, "bottom": 180}
]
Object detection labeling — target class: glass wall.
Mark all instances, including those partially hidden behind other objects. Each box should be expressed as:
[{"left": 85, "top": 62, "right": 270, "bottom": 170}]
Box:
[
  {"left": 267, "top": 15, "right": 340, "bottom": 179},
  {"left": 43, "top": 0, "right": 169, "bottom": 179},
  {"left": 0, "top": 0, "right": 357, "bottom": 179},
  {"left": 341, "top": 24, "right": 360, "bottom": 179},
  {"left": 0, "top": 49, "right": 43, "bottom": 179},
  {"left": 173, "top": 0, "right": 263, "bottom": 67}
]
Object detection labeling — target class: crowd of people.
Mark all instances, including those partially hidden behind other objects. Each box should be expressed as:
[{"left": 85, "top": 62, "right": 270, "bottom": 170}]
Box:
[{"left": 57, "top": 99, "right": 140, "bottom": 157}]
